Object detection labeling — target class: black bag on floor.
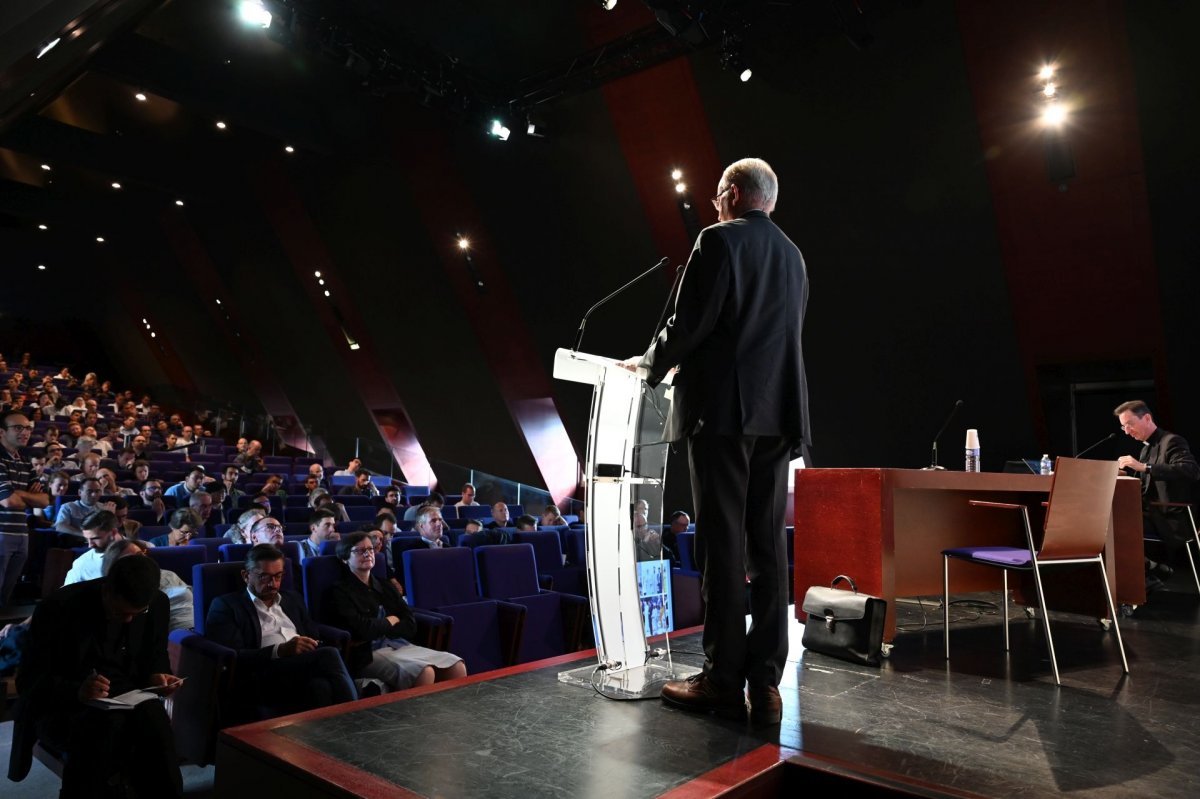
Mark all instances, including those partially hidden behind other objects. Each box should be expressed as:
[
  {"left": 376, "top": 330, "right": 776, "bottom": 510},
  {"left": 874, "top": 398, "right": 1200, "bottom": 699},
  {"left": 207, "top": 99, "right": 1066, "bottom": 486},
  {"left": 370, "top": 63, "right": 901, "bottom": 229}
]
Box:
[{"left": 801, "top": 575, "right": 887, "bottom": 666}]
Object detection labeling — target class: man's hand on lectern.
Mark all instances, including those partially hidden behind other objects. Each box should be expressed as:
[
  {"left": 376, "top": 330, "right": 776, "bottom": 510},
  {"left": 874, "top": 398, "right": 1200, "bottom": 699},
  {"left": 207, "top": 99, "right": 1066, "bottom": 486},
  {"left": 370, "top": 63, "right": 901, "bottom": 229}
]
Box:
[{"left": 617, "top": 357, "right": 640, "bottom": 373}]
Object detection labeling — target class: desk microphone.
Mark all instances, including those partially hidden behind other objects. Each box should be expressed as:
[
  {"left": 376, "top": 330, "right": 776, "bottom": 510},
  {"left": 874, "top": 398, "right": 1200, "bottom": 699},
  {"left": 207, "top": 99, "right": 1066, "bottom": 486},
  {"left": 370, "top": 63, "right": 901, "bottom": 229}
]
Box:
[
  {"left": 573, "top": 257, "right": 670, "bottom": 353},
  {"left": 1075, "top": 432, "right": 1117, "bottom": 458},
  {"left": 923, "top": 399, "right": 963, "bottom": 470}
]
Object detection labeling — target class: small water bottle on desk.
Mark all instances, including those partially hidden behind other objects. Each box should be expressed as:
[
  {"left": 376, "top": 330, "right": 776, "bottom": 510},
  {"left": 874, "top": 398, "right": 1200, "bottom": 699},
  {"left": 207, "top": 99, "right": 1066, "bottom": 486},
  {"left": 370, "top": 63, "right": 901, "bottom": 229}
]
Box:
[
  {"left": 964, "top": 429, "right": 981, "bottom": 473},
  {"left": 1039, "top": 454, "right": 1052, "bottom": 475}
]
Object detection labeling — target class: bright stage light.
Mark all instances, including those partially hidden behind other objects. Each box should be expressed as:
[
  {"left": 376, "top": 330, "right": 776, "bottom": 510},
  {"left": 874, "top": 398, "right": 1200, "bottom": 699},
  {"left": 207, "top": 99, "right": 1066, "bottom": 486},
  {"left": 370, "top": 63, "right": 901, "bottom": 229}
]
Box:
[
  {"left": 36, "top": 39, "right": 61, "bottom": 59},
  {"left": 457, "top": 237, "right": 470, "bottom": 251},
  {"left": 111, "top": 182, "right": 122, "bottom": 190},
  {"left": 1042, "top": 82, "right": 1056, "bottom": 97},
  {"left": 37, "top": 264, "right": 46, "bottom": 271},
  {"left": 740, "top": 68, "right": 753, "bottom": 83},
  {"left": 670, "top": 169, "right": 683, "bottom": 181},
  {"left": 600, "top": 0, "right": 618, "bottom": 9},
  {"left": 1041, "top": 103, "right": 1067, "bottom": 127},
  {"left": 40, "top": 164, "right": 51, "bottom": 171},
  {"left": 215, "top": 121, "right": 227, "bottom": 130},
  {"left": 489, "top": 119, "right": 511, "bottom": 141},
  {"left": 675, "top": 182, "right": 687, "bottom": 194},
  {"left": 238, "top": 0, "right": 272, "bottom": 29},
  {"left": 135, "top": 92, "right": 147, "bottom": 102}
]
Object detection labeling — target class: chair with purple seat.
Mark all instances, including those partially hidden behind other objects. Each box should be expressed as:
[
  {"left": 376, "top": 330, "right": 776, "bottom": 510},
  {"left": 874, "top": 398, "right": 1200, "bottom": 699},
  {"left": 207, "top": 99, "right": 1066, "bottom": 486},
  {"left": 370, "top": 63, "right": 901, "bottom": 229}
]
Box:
[
  {"left": 403, "top": 547, "right": 525, "bottom": 674},
  {"left": 147, "top": 545, "right": 206, "bottom": 585},
  {"left": 513, "top": 530, "right": 587, "bottom": 596},
  {"left": 942, "top": 456, "right": 1130, "bottom": 684},
  {"left": 474, "top": 544, "right": 589, "bottom": 664}
]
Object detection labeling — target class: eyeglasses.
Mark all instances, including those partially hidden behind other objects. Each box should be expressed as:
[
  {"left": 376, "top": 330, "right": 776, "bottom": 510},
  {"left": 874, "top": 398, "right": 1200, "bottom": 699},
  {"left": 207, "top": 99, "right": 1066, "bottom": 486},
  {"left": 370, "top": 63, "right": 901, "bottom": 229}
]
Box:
[
  {"left": 249, "top": 570, "right": 284, "bottom": 584},
  {"left": 710, "top": 186, "right": 732, "bottom": 208},
  {"left": 253, "top": 522, "right": 284, "bottom": 533},
  {"left": 5, "top": 424, "right": 33, "bottom": 432},
  {"left": 349, "top": 547, "right": 375, "bottom": 557}
]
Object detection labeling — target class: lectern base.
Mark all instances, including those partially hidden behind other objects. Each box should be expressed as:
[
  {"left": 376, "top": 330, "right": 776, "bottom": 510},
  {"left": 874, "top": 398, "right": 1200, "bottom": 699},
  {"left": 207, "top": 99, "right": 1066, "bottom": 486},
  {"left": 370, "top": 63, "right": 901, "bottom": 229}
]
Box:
[{"left": 558, "top": 659, "right": 702, "bottom": 699}]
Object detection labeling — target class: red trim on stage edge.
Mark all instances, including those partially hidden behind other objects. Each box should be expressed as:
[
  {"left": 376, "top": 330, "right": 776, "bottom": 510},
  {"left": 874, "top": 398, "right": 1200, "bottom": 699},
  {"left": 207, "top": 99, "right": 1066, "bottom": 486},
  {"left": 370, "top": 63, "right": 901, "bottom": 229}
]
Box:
[{"left": 659, "top": 744, "right": 797, "bottom": 799}]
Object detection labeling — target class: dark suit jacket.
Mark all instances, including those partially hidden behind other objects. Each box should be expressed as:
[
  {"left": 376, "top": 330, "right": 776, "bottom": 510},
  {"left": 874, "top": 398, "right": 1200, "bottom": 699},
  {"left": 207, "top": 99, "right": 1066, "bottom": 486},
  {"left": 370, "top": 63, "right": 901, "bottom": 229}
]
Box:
[
  {"left": 639, "top": 209, "right": 809, "bottom": 453},
  {"left": 320, "top": 568, "right": 417, "bottom": 673},
  {"left": 204, "top": 588, "right": 320, "bottom": 667},
  {"left": 9, "top": 579, "right": 170, "bottom": 781},
  {"left": 1138, "top": 428, "right": 1200, "bottom": 543}
]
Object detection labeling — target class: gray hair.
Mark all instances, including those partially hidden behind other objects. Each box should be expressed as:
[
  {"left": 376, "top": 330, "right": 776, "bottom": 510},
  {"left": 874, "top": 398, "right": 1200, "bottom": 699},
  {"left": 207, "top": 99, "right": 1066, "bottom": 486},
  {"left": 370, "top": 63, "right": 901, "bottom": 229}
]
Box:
[{"left": 722, "top": 157, "right": 779, "bottom": 213}]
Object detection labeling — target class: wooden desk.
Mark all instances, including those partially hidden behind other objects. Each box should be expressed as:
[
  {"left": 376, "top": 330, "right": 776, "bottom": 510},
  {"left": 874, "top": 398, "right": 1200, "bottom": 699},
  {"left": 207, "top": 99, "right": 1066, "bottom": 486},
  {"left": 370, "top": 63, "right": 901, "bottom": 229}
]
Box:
[{"left": 792, "top": 469, "right": 1144, "bottom": 642}]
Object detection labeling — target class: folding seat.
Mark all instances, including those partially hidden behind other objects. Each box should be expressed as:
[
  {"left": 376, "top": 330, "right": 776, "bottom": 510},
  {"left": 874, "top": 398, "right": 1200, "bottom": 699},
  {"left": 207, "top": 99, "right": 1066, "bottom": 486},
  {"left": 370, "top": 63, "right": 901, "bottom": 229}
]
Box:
[
  {"left": 474, "top": 544, "right": 589, "bottom": 663},
  {"left": 403, "top": 547, "right": 525, "bottom": 674},
  {"left": 513, "top": 530, "right": 587, "bottom": 596},
  {"left": 147, "top": 545, "right": 206, "bottom": 585}
]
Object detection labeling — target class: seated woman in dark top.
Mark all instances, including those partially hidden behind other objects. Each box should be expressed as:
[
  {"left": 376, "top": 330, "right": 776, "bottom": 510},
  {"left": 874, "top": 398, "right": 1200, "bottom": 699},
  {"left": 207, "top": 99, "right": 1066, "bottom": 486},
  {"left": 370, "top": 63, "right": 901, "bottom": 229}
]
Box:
[{"left": 321, "top": 532, "right": 467, "bottom": 690}]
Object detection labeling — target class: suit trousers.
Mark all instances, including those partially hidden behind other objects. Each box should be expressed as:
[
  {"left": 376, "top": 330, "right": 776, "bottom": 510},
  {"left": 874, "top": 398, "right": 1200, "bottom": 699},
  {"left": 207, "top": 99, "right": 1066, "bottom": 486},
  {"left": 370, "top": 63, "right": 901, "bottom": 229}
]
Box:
[
  {"left": 688, "top": 432, "right": 792, "bottom": 690},
  {"left": 252, "top": 646, "right": 357, "bottom": 714}
]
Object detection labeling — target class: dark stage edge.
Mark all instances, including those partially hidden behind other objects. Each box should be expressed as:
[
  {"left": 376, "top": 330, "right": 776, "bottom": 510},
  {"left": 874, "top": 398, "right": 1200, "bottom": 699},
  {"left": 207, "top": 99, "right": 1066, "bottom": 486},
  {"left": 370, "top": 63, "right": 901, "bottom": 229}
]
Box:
[{"left": 217, "top": 584, "right": 1200, "bottom": 799}]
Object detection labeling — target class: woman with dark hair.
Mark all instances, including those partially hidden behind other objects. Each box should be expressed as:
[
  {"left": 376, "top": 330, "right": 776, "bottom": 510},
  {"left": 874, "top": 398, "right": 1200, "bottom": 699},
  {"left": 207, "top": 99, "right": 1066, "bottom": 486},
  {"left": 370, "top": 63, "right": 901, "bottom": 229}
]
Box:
[{"left": 321, "top": 532, "right": 466, "bottom": 691}]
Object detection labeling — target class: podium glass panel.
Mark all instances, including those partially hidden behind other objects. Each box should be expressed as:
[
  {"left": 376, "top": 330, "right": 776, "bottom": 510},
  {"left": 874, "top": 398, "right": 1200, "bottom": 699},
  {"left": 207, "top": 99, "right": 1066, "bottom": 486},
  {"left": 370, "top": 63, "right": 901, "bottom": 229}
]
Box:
[{"left": 553, "top": 349, "right": 699, "bottom": 697}]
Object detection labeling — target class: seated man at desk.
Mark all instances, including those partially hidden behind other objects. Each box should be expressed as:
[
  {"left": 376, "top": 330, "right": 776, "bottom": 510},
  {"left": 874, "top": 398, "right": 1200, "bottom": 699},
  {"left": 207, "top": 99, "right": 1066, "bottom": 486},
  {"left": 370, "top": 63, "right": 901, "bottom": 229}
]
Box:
[{"left": 1113, "top": 400, "right": 1200, "bottom": 593}]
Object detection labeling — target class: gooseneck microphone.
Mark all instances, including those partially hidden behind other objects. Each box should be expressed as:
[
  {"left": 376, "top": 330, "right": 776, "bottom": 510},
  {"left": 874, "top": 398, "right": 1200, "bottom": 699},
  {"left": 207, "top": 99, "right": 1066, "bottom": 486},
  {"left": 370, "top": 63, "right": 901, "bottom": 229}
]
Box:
[
  {"left": 923, "top": 399, "right": 964, "bottom": 470},
  {"left": 1075, "top": 432, "right": 1117, "bottom": 458},
  {"left": 573, "top": 257, "right": 670, "bottom": 353}
]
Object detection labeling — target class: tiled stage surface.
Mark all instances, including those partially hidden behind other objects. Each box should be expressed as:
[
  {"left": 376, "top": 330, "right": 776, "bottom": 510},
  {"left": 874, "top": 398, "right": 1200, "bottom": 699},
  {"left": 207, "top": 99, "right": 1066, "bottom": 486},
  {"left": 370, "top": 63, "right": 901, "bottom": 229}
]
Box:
[{"left": 218, "top": 580, "right": 1200, "bottom": 798}]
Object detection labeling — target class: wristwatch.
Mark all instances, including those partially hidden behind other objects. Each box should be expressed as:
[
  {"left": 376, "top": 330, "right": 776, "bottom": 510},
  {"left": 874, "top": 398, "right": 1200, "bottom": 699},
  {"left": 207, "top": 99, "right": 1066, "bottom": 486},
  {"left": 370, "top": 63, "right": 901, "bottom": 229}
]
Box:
[{"left": 1145, "top": 463, "right": 1152, "bottom": 475}]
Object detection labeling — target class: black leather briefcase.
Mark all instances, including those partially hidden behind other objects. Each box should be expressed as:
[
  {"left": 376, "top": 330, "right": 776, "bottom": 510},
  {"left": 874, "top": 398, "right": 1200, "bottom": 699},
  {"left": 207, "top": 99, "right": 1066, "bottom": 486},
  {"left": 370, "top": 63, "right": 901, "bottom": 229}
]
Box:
[{"left": 801, "top": 575, "right": 887, "bottom": 666}]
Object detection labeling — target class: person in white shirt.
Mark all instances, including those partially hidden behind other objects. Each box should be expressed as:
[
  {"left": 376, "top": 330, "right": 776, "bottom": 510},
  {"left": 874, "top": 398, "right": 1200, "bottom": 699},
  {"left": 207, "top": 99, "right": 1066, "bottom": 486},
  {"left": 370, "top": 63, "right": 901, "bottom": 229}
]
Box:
[
  {"left": 455, "top": 483, "right": 480, "bottom": 507},
  {"left": 63, "top": 510, "right": 124, "bottom": 585}
]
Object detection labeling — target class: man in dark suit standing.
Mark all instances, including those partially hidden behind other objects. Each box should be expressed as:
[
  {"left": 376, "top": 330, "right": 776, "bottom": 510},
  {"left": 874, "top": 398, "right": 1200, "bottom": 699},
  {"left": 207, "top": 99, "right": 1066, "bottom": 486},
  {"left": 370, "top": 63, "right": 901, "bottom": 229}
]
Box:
[
  {"left": 1114, "top": 400, "right": 1200, "bottom": 591},
  {"left": 623, "top": 158, "right": 809, "bottom": 724},
  {"left": 205, "top": 543, "right": 356, "bottom": 714}
]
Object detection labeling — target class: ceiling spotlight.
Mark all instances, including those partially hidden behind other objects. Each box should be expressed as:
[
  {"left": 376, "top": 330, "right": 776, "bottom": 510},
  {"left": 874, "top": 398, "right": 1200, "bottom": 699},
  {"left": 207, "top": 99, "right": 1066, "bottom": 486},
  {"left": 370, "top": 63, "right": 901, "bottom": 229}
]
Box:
[
  {"left": 175, "top": 199, "right": 185, "bottom": 206},
  {"left": 1041, "top": 103, "right": 1068, "bottom": 127},
  {"left": 238, "top": 0, "right": 272, "bottom": 29},
  {"left": 1042, "top": 82, "right": 1056, "bottom": 97},
  {"left": 150, "top": 332, "right": 156, "bottom": 338},
  {"left": 135, "top": 92, "right": 147, "bottom": 102},
  {"left": 37, "top": 224, "right": 47, "bottom": 230},
  {"left": 323, "top": 290, "right": 330, "bottom": 297},
  {"left": 142, "top": 318, "right": 148, "bottom": 324},
  {"left": 111, "top": 182, "right": 122, "bottom": 190},
  {"left": 740, "top": 68, "right": 753, "bottom": 83},
  {"left": 40, "top": 164, "right": 51, "bottom": 171},
  {"left": 215, "top": 121, "right": 227, "bottom": 130},
  {"left": 670, "top": 169, "right": 683, "bottom": 181},
  {"left": 36, "top": 38, "right": 61, "bottom": 59},
  {"left": 284, "top": 145, "right": 295, "bottom": 153},
  {"left": 599, "top": 0, "right": 618, "bottom": 9},
  {"left": 95, "top": 237, "right": 105, "bottom": 243},
  {"left": 457, "top": 237, "right": 470, "bottom": 250},
  {"left": 1038, "top": 64, "right": 1056, "bottom": 80},
  {"left": 37, "top": 264, "right": 46, "bottom": 271},
  {"left": 675, "top": 182, "right": 687, "bottom": 194},
  {"left": 313, "top": 270, "right": 321, "bottom": 277},
  {"left": 489, "top": 119, "right": 511, "bottom": 141},
  {"left": 317, "top": 279, "right": 325, "bottom": 285},
  {"left": 349, "top": 342, "right": 361, "bottom": 351},
  {"left": 215, "top": 299, "right": 222, "bottom": 305}
]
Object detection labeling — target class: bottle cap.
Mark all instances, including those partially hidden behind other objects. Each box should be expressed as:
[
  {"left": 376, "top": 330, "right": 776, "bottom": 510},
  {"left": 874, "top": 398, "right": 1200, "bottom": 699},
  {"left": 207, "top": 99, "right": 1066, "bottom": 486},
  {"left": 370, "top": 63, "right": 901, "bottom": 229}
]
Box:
[{"left": 965, "top": 429, "right": 980, "bottom": 449}]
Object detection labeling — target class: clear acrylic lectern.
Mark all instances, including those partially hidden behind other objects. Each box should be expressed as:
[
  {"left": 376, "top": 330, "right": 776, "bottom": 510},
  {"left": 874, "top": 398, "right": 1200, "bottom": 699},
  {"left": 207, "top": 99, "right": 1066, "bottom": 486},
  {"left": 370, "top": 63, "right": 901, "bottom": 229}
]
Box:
[{"left": 553, "top": 348, "right": 699, "bottom": 698}]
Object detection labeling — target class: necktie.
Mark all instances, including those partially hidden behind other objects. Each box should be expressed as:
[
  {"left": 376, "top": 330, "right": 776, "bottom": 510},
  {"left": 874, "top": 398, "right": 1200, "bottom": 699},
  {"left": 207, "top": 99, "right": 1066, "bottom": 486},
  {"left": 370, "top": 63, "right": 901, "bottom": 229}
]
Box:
[{"left": 1139, "top": 442, "right": 1151, "bottom": 494}]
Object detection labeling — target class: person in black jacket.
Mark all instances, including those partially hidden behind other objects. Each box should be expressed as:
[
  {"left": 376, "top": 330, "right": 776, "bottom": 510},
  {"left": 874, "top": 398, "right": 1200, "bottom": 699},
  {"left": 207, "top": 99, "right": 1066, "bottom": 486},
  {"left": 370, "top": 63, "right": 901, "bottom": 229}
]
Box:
[
  {"left": 8, "top": 554, "right": 183, "bottom": 797},
  {"left": 321, "top": 532, "right": 465, "bottom": 690},
  {"left": 1114, "top": 400, "right": 1200, "bottom": 590},
  {"left": 205, "top": 543, "right": 356, "bottom": 714},
  {"left": 624, "top": 157, "right": 809, "bottom": 725}
]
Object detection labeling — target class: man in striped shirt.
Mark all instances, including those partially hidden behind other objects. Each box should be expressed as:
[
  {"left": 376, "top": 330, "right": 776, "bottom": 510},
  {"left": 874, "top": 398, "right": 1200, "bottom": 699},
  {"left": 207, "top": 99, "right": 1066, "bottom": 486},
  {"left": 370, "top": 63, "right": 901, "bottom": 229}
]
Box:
[{"left": 0, "top": 411, "right": 49, "bottom": 606}]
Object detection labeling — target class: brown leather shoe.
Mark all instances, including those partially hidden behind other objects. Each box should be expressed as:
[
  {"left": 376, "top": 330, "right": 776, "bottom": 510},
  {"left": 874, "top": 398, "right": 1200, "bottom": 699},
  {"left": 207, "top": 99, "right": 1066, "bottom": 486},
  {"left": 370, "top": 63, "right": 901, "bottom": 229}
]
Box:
[
  {"left": 660, "top": 674, "right": 747, "bottom": 719},
  {"left": 748, "top": 685, "right": 782, "bottom": 725}
]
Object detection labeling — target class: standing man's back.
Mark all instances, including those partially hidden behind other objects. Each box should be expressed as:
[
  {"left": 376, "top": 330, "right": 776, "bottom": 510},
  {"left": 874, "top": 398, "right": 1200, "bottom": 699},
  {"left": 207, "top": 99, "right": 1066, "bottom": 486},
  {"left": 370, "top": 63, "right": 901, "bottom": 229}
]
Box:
[{"left": 625, "top": 157, "right": 809, "bottom": 726}]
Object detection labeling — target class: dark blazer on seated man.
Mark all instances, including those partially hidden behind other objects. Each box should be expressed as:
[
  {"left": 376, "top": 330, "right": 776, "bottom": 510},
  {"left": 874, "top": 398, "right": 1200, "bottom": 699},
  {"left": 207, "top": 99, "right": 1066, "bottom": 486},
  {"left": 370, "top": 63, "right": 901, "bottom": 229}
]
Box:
[
  {"left": 204, "top": 545, "right": 356, "bottom": 716},
  {"left": 9, "top": 557, "right": 183, "bottom": 797}
]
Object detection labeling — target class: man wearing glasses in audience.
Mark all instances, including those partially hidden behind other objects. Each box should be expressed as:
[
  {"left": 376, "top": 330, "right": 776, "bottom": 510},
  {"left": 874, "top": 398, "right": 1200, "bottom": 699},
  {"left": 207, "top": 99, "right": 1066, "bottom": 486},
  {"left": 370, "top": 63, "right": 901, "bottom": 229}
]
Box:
[
  {"left": 0, "top": 412, "right": 49, "bottom": 607},
  {"left": 205, "top": 544, "right": 357, "bottom": 715}
]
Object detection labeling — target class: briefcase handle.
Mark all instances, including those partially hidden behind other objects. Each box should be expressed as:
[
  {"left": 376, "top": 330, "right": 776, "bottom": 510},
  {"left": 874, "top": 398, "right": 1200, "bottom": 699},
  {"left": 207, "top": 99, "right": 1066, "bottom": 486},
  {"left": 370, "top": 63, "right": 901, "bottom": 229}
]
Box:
[{"left": 830, "top": 574, "right": 859, "bottom": 593}]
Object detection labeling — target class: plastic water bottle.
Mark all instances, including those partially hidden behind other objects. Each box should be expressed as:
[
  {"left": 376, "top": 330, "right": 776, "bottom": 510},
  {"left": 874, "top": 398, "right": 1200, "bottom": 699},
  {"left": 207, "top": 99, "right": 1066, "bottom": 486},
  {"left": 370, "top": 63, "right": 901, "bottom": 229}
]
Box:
[
  {"left": 965, "top": 429, "right": 981, "bottom": 473},
  {"left": 1039, "top": 454, "right": 1052, "bottom": 475}
]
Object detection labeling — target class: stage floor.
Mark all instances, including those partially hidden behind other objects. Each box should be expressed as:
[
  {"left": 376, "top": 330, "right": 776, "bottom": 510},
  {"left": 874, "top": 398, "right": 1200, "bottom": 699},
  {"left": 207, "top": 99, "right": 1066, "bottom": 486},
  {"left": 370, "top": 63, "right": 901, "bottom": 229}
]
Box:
[{"left": 217, "top": 582, "right": 1200, "bottom": 798}]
